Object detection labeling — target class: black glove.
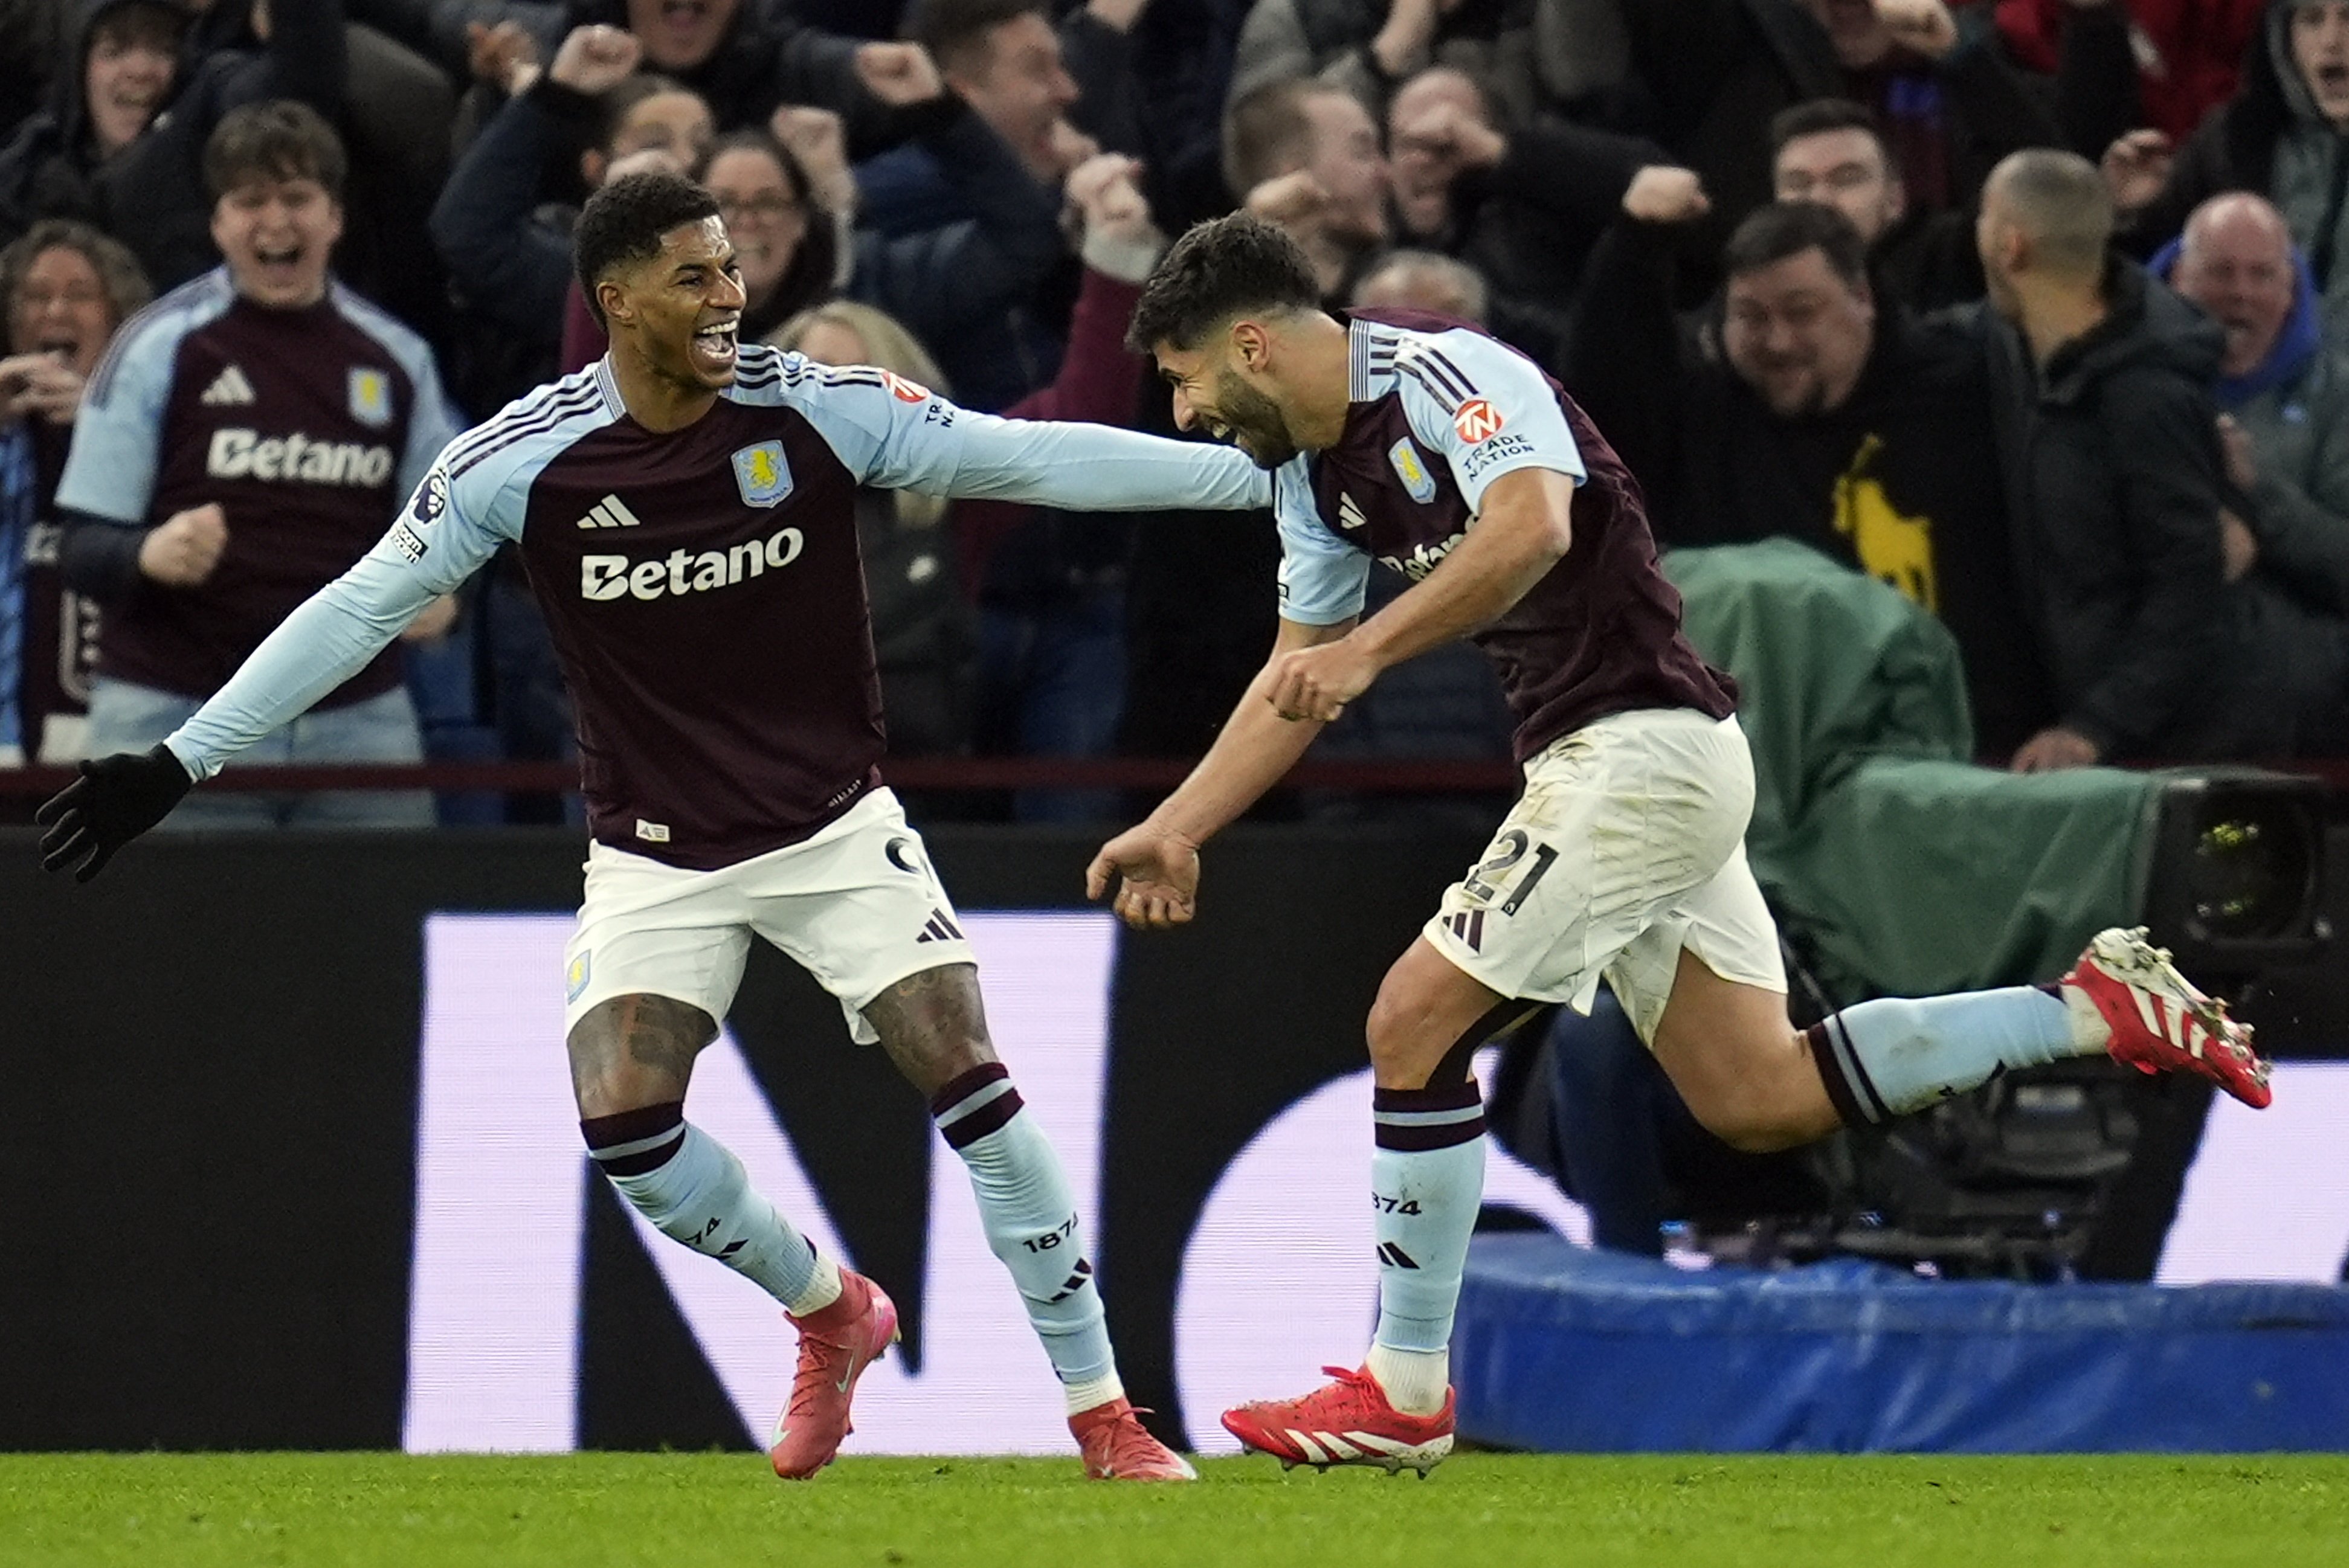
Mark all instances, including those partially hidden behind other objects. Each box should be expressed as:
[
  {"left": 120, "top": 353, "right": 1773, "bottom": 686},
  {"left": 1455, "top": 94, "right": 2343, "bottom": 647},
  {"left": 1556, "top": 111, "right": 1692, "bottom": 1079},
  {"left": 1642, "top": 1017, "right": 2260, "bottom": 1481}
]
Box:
[{"left": 35, "top": 744, "right": 194, "bottom": 882}]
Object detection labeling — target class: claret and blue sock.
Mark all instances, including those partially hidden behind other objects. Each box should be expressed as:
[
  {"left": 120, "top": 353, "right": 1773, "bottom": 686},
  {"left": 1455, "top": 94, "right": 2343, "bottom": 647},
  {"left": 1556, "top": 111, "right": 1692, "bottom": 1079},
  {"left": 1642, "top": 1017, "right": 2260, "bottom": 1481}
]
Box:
[
  {"left": 581, "top": 1099, "right": 842, "bottom": 1317},
  {"left": 1805, "top": 985, "right": 2087, "bottom": 1125},
  {"left": 931, "top": 1062, "right": 1124, "bottom": 1416}
]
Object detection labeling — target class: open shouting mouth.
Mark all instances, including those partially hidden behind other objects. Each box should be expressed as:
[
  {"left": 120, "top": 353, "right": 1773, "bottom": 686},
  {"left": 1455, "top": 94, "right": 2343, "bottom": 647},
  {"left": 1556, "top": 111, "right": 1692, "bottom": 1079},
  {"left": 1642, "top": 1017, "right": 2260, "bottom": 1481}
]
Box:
[{"left": 689, "top": 316, "right": 740, "bottom": 376}]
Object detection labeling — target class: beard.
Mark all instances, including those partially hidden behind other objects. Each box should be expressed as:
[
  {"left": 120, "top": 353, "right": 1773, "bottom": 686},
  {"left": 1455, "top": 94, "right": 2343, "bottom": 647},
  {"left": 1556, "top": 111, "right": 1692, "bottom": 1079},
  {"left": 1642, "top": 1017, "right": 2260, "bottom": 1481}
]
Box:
[
  {"left": 1762, "top": 381, "right": 1827, "bottom": 419},
  {"left": 1214, "top": 368, "right": 1300, "bottom": 470}
]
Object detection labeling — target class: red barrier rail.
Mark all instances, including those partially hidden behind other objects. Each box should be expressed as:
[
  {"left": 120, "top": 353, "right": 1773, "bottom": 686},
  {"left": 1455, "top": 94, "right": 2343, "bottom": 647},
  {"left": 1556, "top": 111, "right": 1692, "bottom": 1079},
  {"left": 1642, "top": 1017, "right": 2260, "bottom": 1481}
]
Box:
[
  {"left": 7, "top": 757, "right": 2349, "bottom": 797},
  {"left": 0, "top": 756, "right": 1529, "bottom": 796}
]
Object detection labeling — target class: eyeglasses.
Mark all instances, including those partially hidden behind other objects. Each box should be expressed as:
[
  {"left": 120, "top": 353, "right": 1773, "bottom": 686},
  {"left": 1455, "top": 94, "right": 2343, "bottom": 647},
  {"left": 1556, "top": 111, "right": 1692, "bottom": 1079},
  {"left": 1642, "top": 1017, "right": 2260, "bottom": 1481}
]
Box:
[{"left": 715, "top": 194, "right": 805, "bottom": 220}]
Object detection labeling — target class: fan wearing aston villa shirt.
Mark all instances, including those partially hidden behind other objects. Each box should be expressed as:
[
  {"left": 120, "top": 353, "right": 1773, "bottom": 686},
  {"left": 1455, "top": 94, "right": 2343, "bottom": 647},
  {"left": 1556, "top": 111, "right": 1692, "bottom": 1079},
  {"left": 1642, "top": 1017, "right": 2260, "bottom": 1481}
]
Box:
[
  {"left": 1086, "top": 214, "right": 2278, "bottom": 1476},
  {"left": 51, "top": 102, "right": 461, "bottom": 828},
  {"left": 39, "top": 170, "right": 1271, "bottom": 1482}
]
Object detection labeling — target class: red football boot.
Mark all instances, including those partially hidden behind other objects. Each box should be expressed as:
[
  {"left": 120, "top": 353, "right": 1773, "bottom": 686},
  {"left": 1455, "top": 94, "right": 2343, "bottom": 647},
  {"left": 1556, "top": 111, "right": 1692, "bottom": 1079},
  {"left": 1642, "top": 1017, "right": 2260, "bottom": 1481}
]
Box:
[
  {"left": 1221, "top": 1365, "right": 1454, "bottom": 1476},
  {"left": 2063, "top": 926, "right": 2272, "bottom": 1110},
  {"left": 768, "top": 1269, "right": 898, "bottom": 1479},
  {"left": 1071, "top": 1396, "right": 1197, "bottom": 1480}
]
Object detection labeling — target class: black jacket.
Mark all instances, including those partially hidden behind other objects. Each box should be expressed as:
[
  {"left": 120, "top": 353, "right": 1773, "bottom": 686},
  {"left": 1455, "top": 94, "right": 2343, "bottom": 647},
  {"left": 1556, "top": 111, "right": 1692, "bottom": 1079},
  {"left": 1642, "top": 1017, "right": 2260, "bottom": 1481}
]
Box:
[
  {"left": 0, "top": 0, "right": 183, "bottom": 244},
  {"left": 1407, "top": 117, "right": 1671, "bottom": 370},
  {"left": 1970, "top": 262, "right": 2286, "bottom": 760},
  {"left": 2118, "top": 1, "right": 2349, "bottom": 317},
  {"left": 1565, "top": 217, "right": 2049, "bottom": 756},
  {"left": 555, "top": 0, "right": 881, "bottom": 147},
  {"left": 92, "top": 0, "right": 347, "bottom": 294},
  {"left": 1059, "top": 0, "right": 1248, "bottom": 234},
  {"left": 1625, "top": 0, "right": 2060, "bottom": 302}
]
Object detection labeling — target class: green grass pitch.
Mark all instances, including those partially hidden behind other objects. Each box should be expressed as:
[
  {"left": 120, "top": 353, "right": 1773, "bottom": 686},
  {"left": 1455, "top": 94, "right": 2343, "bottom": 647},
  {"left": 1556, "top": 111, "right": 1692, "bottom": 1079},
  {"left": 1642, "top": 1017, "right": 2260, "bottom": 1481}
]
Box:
[{"left": 4, "top": 1453, "right": 2346, "bottom": 1567}]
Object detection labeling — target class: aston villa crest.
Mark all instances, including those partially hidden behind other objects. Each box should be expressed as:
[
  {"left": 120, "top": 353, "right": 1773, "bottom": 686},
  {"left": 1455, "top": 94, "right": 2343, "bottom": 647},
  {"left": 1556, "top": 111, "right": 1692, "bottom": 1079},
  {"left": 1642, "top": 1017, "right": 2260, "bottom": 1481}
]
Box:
[
  {"left": 1388, "top": 437, "right": 1437, "bottom": 503},
  {"left": 349, "top": 367, "right": 392, "bottom": 428},
  {"left": 732, "top": 440, "right": 794, "bottom": 507}
]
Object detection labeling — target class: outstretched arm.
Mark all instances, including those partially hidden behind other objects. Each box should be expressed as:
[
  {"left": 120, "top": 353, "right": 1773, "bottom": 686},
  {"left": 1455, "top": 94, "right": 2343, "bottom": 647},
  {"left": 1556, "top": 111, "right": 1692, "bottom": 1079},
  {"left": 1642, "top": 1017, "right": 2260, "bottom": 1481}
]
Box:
[
  {"left": 934, "top": 413, "right": 1272, "bottom": 512},
  {"left": 1086, "top": 614, "right": 1354, "bottom": 928},
  {"left": 36, "top": 542, "right": 466, "bottom": 879},
  {"left": 37, "top": 460, "right": 510, "bottom": 878},
  {"left": 162, "top": 530, "right": 482, "bottom": 780},
  {"left": 799, "top": 356, "right": 1273, "bottom": 512}
]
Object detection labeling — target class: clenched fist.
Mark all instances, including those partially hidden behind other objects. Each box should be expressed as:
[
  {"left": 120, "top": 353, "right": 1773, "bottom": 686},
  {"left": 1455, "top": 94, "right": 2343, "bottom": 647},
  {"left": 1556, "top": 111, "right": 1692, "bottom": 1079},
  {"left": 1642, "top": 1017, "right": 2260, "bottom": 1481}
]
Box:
[
  {"left": 854, "top": 42, "right": 943, "bottom": 107},
  {"left": 1265, "top": 637, "right": 1379, "bottom": 724},
  {"left": 548, "top": 25, "right": 642, "bottom": 97},
  {"left": 1621, "top": 165, "right": 1709, "bottom": 225},
  {"left": 1872, "top": 0, "right": 1958, "bottom": 62},
  {"left": 138, "top": 503, "right": 228, "bottom": 587},
  {"left": 772, "top": 105, "right": 856, "bottom": 213},
  {"left": 2102, "top": 129, "right": 2174, "bottom": 214}
]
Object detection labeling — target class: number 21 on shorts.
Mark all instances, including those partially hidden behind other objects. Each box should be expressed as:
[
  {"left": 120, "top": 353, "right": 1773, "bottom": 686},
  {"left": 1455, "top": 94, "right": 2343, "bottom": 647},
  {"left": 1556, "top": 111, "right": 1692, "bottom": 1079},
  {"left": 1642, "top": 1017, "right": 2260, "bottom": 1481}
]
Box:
[{"left": 1461, "top": 828, "right": 1558, "bottom": 914}]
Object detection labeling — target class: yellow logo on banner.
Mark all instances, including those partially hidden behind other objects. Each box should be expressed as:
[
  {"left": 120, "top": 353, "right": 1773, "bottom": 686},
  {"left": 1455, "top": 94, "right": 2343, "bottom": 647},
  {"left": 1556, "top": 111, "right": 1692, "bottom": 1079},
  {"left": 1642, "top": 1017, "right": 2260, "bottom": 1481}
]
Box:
[{"left": 1833, "top": 435, "right": 1938, "bottom": 612}]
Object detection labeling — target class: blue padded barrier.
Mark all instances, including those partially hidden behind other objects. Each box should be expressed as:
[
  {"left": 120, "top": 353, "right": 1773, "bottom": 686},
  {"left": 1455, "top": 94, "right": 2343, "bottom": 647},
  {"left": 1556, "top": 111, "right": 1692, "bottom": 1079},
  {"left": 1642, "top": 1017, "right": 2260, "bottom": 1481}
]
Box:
[{"left": 1454, "top": 1234, "right": 2349, "bottom": 1453}]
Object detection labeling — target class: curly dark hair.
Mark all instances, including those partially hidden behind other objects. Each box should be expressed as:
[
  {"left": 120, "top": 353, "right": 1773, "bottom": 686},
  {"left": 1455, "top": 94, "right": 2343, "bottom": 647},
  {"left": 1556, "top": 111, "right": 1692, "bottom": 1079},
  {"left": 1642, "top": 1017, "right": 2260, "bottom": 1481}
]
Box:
[
  {"left": 573, "top": 171, "right": 721, "bottom": 329},
  {"left": 1125, "top": 213, "right": 1323, "bottom": 356}
]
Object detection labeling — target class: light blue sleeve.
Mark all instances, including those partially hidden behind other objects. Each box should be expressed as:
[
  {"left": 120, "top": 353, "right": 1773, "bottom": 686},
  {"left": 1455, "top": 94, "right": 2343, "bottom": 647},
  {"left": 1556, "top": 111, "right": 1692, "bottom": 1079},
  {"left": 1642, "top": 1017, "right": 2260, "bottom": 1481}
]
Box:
[
  {"left": 774, "top": 355, "right": 1273, "bottom": 512},
  {"left": 51, "top": 309, "right": 190, "bottom": 524},
  {"left": 1272, "top": 460, "right": 1368, "bottom": 626},
  {"left": 164, "top": 442, "right": 526, "bottom": 780},
  {"left": 1399, "top": 329, "right": 1586, "bottom": 515}
]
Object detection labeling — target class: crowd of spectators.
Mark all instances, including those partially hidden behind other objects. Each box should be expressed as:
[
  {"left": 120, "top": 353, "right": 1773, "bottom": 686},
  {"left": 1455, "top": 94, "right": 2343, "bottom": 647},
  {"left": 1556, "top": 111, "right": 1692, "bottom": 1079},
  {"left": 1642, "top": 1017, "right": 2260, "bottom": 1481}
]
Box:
[{"left": 7, "top": 0, "right": 2349, "bottom": 823}]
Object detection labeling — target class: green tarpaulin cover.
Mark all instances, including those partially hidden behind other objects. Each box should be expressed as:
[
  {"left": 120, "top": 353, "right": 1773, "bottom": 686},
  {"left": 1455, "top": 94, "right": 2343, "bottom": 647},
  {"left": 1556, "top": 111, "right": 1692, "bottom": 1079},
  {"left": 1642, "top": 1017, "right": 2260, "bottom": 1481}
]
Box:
[{"left": 1664, "top": 541, "right": 2154, "bottom": 1001}]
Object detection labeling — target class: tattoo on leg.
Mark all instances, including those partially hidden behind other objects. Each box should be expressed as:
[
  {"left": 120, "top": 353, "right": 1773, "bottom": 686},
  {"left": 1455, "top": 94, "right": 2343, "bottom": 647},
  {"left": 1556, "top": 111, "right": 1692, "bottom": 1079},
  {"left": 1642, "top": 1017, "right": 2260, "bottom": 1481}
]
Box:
[
  {"left": 568, "top": 992, "right": 718, "bottom": 1116},
  {"left": 864, "top": 963, "right": 996, "bottom": 1097}
]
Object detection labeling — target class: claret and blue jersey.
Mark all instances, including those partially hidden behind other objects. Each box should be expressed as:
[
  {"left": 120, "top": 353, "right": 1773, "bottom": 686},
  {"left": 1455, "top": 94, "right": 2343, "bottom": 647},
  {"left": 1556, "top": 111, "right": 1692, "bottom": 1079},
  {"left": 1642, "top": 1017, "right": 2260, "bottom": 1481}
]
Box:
[
  {"left": 1271, "top": 312, "right": 1735, "bottom": 762},
  {"left": 54, "top": 269, "right": 457, "bottom": 709},
  {"left": 164, "top": 342, "right": 1269, "bottom": 870}
]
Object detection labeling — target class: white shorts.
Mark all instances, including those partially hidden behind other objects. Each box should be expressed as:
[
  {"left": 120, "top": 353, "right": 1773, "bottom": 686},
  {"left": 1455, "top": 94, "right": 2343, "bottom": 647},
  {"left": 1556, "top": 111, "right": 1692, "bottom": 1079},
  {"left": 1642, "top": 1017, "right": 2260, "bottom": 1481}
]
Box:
[
  {"left": 1425, "top": 708, "right": 1785, "bottom": 1045},
  {"left": 561, "top": 788, "right": 975, "bottom": 1044}
]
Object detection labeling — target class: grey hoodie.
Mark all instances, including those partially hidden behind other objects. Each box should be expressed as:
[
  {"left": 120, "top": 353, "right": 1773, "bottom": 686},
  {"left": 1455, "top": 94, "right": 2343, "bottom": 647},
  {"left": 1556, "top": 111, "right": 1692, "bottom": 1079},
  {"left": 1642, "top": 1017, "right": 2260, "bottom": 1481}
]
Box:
[
  {"left": 2263, "top": 0, "right": 2349, "bottom": 326},
  {"left": 0, "top": 0, "right": 179, "bottom": 243}
]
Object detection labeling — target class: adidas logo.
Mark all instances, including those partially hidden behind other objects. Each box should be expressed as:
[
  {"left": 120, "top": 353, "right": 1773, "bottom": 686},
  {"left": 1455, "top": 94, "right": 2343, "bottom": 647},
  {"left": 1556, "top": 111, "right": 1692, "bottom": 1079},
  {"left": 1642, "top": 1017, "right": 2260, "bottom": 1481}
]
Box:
[
  {"left": 200, "top": 365, "right": 255, "bottom": 406},
  {"left": 1337, "top": 492, "right": 1368, "bottom": 531},
  {"left": 914, "top": 909, "right": 965, "bottom": 943},
  {"left": 1441, "top": 909, "right": 1484, "bottom": 953},
  {"left": 1044, "top": 1257, "right": 1094, "bottom": 1305},
  {"left": 576, "top": 493, "right": 643, "bottom": 529},
  {"left": 1376, "top": 1242, "right": 1419, "bottom": 1270}
]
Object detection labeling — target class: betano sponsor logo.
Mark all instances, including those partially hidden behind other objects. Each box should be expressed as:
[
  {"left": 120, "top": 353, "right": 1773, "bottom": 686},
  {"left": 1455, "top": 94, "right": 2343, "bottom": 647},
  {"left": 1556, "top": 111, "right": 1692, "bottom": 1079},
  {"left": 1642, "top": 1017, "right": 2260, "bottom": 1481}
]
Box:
[
  {"left": 1381, "top": 532, "right": 1462, "bottom": 582},
  {"left": 207, "top": 428, "right": 395, "bottom": 487},
  {"left": 579, "top": 525, "right": 805, "bottom": 602}
]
